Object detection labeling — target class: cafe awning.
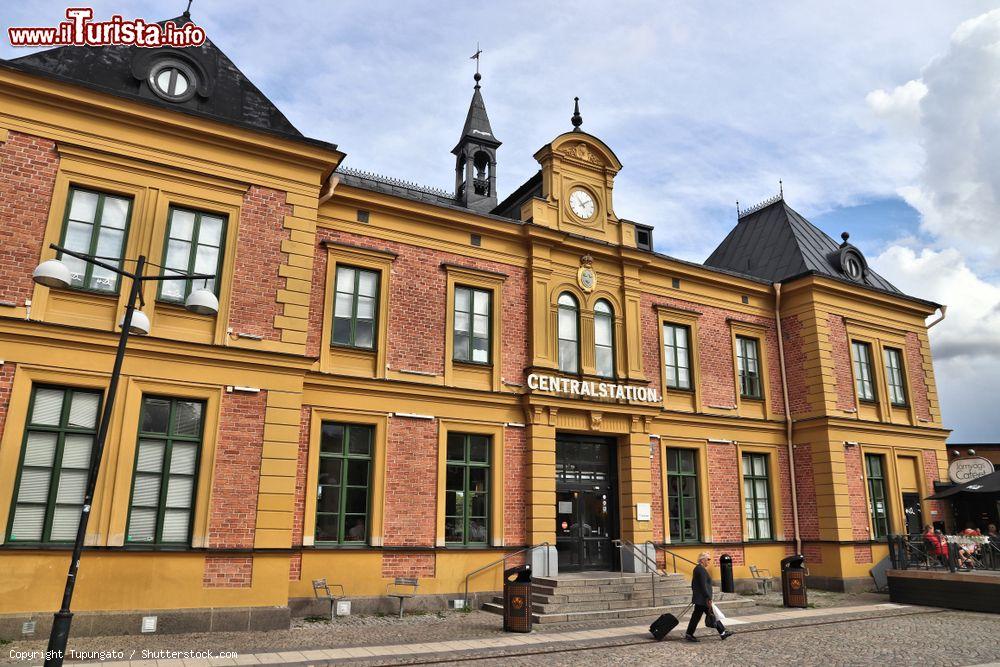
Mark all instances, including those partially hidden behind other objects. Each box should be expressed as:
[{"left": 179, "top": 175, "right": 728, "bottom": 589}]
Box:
[{"left": 927, "top": 469, "right": 1000, "bottom": 499}]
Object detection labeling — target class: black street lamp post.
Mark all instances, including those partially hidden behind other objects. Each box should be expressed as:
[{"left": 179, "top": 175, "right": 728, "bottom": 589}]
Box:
[{"left": 32, "top": 243, "right": 217, "bottom": 667}]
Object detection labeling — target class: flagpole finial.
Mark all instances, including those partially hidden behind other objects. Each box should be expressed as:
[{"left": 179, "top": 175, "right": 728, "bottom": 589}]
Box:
[{"left": 571, "top": 96, "right": 583, "bottom": 131}]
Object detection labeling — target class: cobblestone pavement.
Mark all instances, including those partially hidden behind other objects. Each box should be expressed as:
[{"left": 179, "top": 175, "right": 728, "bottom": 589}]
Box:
[
  {"left": 442, "top": 609, "right": 999, "bottom": 667},
  {"left": 3, "top": 594, "right": 996, "bottom": 666}
]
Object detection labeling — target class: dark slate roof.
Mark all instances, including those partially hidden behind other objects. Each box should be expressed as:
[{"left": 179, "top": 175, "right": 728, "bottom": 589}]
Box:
[
  {"left": 336, "top": 166, "right": 456, "bottom": 207},
  {"left": 492, "top": 170, "right": 542, "bottom": 219},
  {"left": 452, "top": 81, "right": 500, "bottom": 154},
  {"left": 3, "top": 15, "right": 334, "bottom": 150},
  {"left": 705, "top": 198, "right": 902, "bottom": 294}
]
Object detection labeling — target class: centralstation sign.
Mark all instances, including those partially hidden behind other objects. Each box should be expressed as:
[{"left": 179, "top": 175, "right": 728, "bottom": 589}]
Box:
[{"left": 527, "top": 373, "right": 661, "bottom": 404}]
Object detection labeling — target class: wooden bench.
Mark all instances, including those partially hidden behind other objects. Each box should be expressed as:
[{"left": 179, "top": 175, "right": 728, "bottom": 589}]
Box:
[
  {"left": 312, "top": 578, "right": 346, "bottom": 619},
  {"left": 749, "top": 565, "right": 772, "bottom": 594},
  {"left": 387, "top": 577, "right": 418, "bottom": 619}
]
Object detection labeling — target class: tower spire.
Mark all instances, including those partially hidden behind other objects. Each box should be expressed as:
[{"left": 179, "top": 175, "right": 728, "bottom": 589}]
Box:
[{"left": 453, "top": 47, "right": 501, "bottom": 213}]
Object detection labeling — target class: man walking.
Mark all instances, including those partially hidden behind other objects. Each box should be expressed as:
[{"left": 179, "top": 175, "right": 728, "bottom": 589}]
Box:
[{"left": 685, "top": 552, "right": 734, "bottom": 642}]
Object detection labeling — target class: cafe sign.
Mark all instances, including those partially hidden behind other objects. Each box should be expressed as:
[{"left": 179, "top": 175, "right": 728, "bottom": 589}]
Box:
[
  {"left": 527, "top": 373, "right": 661, "bottom": 404},
  {"left": 948, "top": 457, "right": 994, "bottom": 484}
]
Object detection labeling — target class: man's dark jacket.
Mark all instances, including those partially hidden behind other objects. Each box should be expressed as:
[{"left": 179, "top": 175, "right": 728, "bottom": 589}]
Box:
[{"left": 691, "top": 563, "right": 712, "bottom": 606}]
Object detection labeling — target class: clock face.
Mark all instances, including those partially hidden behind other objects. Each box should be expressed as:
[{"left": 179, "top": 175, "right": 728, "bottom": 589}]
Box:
[{"left": 569, "top": 189, "right": 596, "bottom": 220}]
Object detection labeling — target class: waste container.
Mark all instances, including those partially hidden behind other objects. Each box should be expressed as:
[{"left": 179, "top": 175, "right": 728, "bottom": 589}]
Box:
[
  {"left": 719, "top": 553, "right": 734, "bottom": 593},
  {"left": 780, "top": 554, "right": 808, "bottom": 608},
  {"left": 503, "top": 564, "right": 532, "bottom": 633}
]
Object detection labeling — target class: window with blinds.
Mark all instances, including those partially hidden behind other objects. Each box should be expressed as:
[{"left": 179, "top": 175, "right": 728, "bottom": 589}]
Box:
[
  {"left": 125, "top": 396, "right": 204, "bottom": 545},
  {"left": 7, "top": 386, "right": 102, "bottom": 543}
]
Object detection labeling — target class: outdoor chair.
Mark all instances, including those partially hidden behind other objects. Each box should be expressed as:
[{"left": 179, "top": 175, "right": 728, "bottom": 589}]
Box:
[
  {"left": 749, "top": 565, "right": 773, "bottom": 594},
  {"left": 312, "top": 578, "right": 346, "bottom": 619},
  {"left": 387, "top": 577, "right": 419, "bottom": 619}
]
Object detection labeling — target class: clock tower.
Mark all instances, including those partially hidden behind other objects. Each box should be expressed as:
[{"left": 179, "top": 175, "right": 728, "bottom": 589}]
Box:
[{"left": 523, "top": 98, "right": 626, "bottom": 245}]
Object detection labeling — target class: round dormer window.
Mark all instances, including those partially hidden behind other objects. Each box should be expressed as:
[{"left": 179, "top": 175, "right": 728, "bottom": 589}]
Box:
[
  {"left": 838, "top": 247, "right": 867, "bottom": 283},
  {"left": 149, "top": 59, "right": 197, "bottom": 102},
  {"left": 844, "top": 255, "right": 862, "bottom": 280}
]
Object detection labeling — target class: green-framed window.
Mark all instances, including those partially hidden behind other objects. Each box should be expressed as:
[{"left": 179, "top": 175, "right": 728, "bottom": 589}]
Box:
[
  {"left": 557, "top": 292, "right": 580, "bottom": 374},
  {"left": 883, "top": 348, "right": 907, "bottom": 407},
  {"left": 58, "top": 187, "right": 132, "bottom": 293},
  {"left": 125, "top": 396, "right": 204, "bottom": 544},
  {"left": 159, "top": 206, "right": 226, "bottom": 303},
  {"left": 852, "top": 341, "right": 876, "bottom": 402},
  {"left": 315, "top": 422, "right": 372, "bottom": 544},
  {"left": 594, "top": 299, "right": 615, "bottom": 378},
  {"left": 865, "top": 453, "right": 889, "bottom": 539},
  {"left": 663, "top": 323, "right": 692, "bottom": 390},
  {"left": 742, "top": 452, "right": 772, "bottom": 541},
  {"left": 7, "top": 385, "right": 102, "bottom": 543},
  {"left": 454, "top": 286, "right": 491, "bottom": 364},
  {"left": 332, "top": 266, "right": 379, "bottom": 350},
  {"left": 736, "top": 336, "right": 762, "bottom": 399},
  {"left": 445, "top": 433, "right": 490, "bottom": 545},
  {"left": 666, "top": 448, "right": 699, "bottom": 542}
]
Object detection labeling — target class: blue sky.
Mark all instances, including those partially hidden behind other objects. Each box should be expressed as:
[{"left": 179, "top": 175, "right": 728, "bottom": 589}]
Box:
[{"left": 4, "top": 1, "right": 999, "bottom": 441}]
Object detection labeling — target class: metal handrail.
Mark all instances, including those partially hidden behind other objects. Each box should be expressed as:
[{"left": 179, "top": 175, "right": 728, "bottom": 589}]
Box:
[
  {"left": 462, "top": 542, "right": 551, "bottom": 610},
  {"left": 613, "top": 538, "right": 662, "bottom": 603},
  {"left": 647, "top": 541, "right": 698, "bottom": 574}
]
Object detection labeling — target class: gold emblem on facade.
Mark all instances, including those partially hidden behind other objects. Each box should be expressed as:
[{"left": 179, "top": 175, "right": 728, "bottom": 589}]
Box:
[{"left": 577, "top": 254, "right": 596, "bottom": 292}]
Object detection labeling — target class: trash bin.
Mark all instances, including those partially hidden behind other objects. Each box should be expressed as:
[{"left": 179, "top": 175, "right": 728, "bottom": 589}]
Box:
[
  {"left": 719, "top": 553, "right": 734, "bottom": 593},
  {"left": 780, "top": 554, "right": 808, "bottom": 608},
  {"left": 503, "top": 564, "right": 532, "bottom": 633}
]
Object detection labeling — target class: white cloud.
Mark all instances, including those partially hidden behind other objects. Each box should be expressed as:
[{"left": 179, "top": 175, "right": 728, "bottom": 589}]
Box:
[{"left": 866, "top": 80, "right": 927, "bottom": 129}]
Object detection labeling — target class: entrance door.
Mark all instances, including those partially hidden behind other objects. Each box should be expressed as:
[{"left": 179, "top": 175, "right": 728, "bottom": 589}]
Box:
[
  {"left": 555, "top": 435, "right": 617, "bottom": 571},
  {"left": 902, "top": 492, "right": 923, "bottom": 535}
]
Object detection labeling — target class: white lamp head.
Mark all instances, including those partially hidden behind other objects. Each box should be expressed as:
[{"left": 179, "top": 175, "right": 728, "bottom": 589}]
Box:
[
  {"left": 119, "top": 309, "right": 151, "bottom": 336},
  {"left": 185, "top": 288, "right": 219, "bottom": 316},
  {"left": 32, "top": 259, "right": 72, "bottom": 289}
]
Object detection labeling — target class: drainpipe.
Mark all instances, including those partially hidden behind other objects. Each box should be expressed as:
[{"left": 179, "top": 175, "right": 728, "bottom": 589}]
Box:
[
  {"left": 926, "top": 305, "right": 947, "bottom": 329},
  {"left": 773, "top": 283, "right": 802, "bottom": 555}
]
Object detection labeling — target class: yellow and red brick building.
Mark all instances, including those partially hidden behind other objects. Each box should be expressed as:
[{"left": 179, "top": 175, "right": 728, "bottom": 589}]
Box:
[{"left": 0, "top": 14, "right": 950, "bottom": 633}]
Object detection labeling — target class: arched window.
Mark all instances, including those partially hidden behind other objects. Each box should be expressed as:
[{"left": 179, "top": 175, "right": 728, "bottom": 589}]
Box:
[
  {"left": 557, "top": 292, "right": 579, "bottom": 374},
  {"left": 594, "top": 299, "right": 615, "bottom": 378}
]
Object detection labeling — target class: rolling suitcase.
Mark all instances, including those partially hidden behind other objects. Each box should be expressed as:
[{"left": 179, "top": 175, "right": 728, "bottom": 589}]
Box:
[{"left": 649, "top": 604, "right": 692, "bottom": 640}]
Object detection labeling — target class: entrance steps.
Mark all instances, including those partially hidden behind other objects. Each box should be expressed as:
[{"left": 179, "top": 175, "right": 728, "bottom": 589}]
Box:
[{"left": 482, "top": 571, "right": 755, "bottom": 624}]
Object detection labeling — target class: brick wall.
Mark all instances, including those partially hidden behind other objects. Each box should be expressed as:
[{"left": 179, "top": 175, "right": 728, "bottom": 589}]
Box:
[
  {"left": 922, "top": 449, "right": 947, "bottom": 528},
  {"left": 827, "top": 314, "right": 857, "bottom": 411},
  {"left": 383, "top": 416, "right": 437, "bottom": 547},
  {"left": 844, "top": 444, "right": 873, "bottom": 563},
  {"left": 290, "top": 405, "right": 311, "bottom": 581},
  {"left": 640, "top": 293, "right": 785, "bottom": 415},
  {"left": 307, "top": 229, "right": 529, "bottom": 383},
  {"left": 207, "top": 391, "right": 266, "bottom": 548},
  {"left": 203, "top": 555, "right": 253, "bottom": 588},
  {"left": 503, "top": 426, "right": 528, "bottom": 545},
  {"left": 905, "top": 332, "right": 932, "bottom": 422},
  {"left": 780, "top": 314, "right": 812, "bottom": 415},
  {"left": 0, "top": 363, "right": 16, "bottom": 443},
  {"left": 792, "top": 444, "right": 820, "bottom": 542},
  {"left": 381, "top": 553, "right": 435, "bottom": 578},
  {"left": 706, "top": 441, "right": 743, "bottom": 544},
  {"left": 228, "top": 185, "right": 290, "bottom": 342},
  {"left": 650, "top": 439, "right": 664, "bottom": 544},
  {"left": 0, "top": 132, "right": 59, "bottom": 306}
]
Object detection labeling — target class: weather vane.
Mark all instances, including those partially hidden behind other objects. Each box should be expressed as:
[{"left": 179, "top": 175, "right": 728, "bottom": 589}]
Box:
[{"left": 470, "top": 43, "right": 483, "bottom": 75}]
